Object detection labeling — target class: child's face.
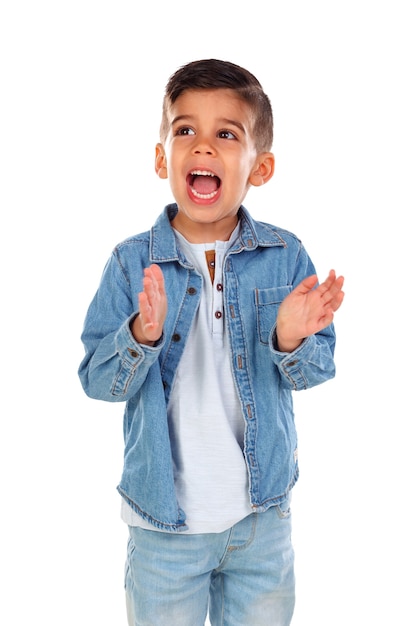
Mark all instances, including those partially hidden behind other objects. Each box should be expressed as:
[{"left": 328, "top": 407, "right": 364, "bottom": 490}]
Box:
[{"left": 155, "top": 88, "right": 273, "bottom": 241}]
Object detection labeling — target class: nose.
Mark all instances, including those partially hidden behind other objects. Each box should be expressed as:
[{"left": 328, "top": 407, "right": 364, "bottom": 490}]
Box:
[{"left": 192, "top": 134, "right": 215, "bottom": 156}]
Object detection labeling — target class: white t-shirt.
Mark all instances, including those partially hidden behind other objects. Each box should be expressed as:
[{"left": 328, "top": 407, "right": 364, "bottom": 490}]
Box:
[{"left": 121, "top": 226, "right": 252, "bottom": 533}]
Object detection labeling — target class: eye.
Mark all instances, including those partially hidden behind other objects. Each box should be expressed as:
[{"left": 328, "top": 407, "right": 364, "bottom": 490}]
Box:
[
  {"left": 175, "top": 126, "right": 196, "bottom": 136},
  {"left": 217, "top": 130, "right": 237, "bottom": 140}
]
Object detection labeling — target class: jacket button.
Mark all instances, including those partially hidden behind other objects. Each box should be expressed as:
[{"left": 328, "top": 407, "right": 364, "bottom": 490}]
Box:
[
  {"left": 286, "top": 360, "right": 298, "bottom": 367},
  {"left": 187, "top": 287, "right": 197, "bottom": 295},
  {"left": 172, "top": 333, "right": 181, "bottom": 342},
  {"left": 127, "top": 348, "right": 139, "bottom": 358}
]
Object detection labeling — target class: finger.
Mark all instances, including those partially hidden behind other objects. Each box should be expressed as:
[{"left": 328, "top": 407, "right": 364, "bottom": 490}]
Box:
[
  {"left": 141, "top": 277, "right": 156, "bottom": 307},
  {"left": 321, "top": 285, "right": 345, "bottom": 315},
  {"left": 138, "top": 291, "right": 152, "bottom": 324},
  {"left": 326, "top": 273, "right": 344, "bottom": 290},
  {"left": 148, "top": 264, "right": 165, "bottom": 294},
  {"left": 317, "top": 271, "right": 344, "bottom": 300},
  {"left": 143, "top": 266, "right": 163, "bottom": 297},
  {"left": 325, "top": 275, "right": 344, "bottom": 303},
  {"left": 317, "top": 310, "right": 335, "bottom": 330},
  {"left": 138, "top": 292, "right": 159, "bottom": 331},
  {"left": 317, "top": 270, "right": 336, "bottom": 293},
  {"left": 330, "top": 289, "right": 345, "bottom": 312}
]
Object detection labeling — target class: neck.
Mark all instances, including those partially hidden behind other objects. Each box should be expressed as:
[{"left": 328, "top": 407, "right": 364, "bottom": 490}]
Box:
[{"left": 171, "top": 215, "right": 239, "bottom": 244}]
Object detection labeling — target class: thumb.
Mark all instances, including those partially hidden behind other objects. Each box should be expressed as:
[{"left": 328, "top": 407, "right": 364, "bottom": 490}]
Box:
[{"left": 294, "top": 274, "right": 318, "bottom": 294}]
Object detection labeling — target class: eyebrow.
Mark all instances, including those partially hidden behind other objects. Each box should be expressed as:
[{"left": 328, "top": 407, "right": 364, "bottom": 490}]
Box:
[{"left": 171, "top": 115, "right": 247, "bottom": 134}]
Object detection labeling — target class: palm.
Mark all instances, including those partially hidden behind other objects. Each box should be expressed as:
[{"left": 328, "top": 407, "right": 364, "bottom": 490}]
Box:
[{"left": 277, "top": 270, "right": 344, "bottom": 351}]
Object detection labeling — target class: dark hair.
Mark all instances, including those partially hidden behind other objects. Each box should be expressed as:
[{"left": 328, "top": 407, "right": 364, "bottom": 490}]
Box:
[{"left": 160, "top": 59, "right": 273, "bottom": 152}]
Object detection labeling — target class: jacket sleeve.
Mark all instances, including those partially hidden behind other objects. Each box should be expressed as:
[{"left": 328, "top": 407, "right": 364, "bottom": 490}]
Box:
[
  {"left": 78, "top": 251, "right": 164, "bottom": 402},
  {"left": 270, "top": 328, "right": 336, "bottom": 390}
]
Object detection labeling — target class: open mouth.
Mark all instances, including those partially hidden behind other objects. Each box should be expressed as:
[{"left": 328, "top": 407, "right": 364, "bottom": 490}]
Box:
[{"left": 187, "top": 170, "right": 221, "bottom": 200}]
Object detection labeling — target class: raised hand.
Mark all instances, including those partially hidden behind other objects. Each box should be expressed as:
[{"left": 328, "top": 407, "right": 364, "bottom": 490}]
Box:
[
  {"left": 276, "top": 270, "right": 344, "bottom": 352},
  {"left": 131, "top": 264, "right": 168, "bottom": 345}
]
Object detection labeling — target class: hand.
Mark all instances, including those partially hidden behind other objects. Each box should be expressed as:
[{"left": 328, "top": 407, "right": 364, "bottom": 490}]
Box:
[
  {"left": 276, "top": 269, "right": 344, "bottom": 352},
  {"left": 131, "top": 264, "right": 167, "bottom": 345}
]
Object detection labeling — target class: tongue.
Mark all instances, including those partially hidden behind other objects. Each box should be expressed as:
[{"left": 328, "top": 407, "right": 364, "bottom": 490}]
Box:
[{"left": 192, "top": 175, "right": 218, "bottom": 194}]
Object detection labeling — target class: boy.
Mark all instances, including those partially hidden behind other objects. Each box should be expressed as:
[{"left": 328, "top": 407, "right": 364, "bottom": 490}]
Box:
[{"left": 79, "top": 59, "right": 344, "bottom": 626}]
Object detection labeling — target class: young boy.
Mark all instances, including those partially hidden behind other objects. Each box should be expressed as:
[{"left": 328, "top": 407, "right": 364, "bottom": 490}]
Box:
[{"left": 79, "top": 59, "right": 344, "bottom": 626}]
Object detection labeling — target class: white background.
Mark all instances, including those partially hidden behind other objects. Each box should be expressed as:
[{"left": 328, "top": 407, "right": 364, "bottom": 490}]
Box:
[{"left": 1, "top": 1, "right": 416, "bottom": 624}]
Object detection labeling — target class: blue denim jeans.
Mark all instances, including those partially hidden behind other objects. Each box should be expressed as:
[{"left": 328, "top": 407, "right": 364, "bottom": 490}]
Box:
[{"left": 125, "top": 505, "right": 295, "bottom": 626}]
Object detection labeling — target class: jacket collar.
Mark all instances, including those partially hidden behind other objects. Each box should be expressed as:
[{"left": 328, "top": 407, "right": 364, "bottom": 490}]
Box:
[{"left": 150, "top": 204, "right": 287, "bottom": 263}]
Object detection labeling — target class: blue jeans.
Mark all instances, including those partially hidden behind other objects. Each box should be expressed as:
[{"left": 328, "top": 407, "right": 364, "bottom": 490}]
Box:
[{"left": 125, "top": 505, "right": 295, "bottom": 626}]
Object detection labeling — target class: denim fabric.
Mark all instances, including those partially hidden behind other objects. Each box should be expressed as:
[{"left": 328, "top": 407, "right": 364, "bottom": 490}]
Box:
[
  {"left": 125, "top": 504, "right": 295, "bottom": 626},
  {"left": 79, "top": 204, "right": 336, "bottom": 531}
]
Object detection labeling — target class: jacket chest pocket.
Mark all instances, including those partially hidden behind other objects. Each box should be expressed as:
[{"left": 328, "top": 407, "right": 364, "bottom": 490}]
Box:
[{"left": 255, "top": 286, "right": 291, "bottom": 345}]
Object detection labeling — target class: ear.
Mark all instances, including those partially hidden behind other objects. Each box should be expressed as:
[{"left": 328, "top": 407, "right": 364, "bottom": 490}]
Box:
[
  {"left": 155, "top": 143, "right": 168, "bottom": 179},
  {"left": 249, "top": 152, "right": 275, "bottom": 187}
]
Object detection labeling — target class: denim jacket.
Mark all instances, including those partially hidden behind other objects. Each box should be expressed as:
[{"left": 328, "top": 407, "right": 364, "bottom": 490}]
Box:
[{"left": 79, "top": 204, "right": 336, "bottom": 532}]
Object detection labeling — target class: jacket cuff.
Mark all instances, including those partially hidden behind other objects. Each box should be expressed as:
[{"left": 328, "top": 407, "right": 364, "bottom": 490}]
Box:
[
  {"left": 269, "top": 327, "right": 315, "bottom": 389},
  {"left": 115, "top": 313, "right": 164, "bottom": 367}
]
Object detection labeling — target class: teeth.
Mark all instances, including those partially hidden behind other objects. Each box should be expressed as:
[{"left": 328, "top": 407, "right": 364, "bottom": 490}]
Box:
[
  {"left": 190, "top": 188, "right": 218, "bottom": 199},
  {"left": 191, "top": 170, "right": 216, "bottom": 177}
]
